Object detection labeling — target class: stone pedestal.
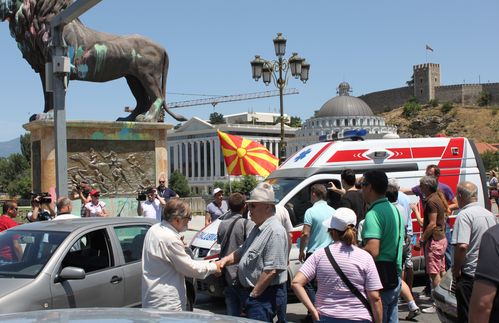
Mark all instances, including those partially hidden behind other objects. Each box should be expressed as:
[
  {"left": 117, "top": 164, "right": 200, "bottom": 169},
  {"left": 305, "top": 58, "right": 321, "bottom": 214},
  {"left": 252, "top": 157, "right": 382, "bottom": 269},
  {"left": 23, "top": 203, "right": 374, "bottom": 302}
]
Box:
[{"left": 23, "top": 120, "right": 172, "bottom": 217}]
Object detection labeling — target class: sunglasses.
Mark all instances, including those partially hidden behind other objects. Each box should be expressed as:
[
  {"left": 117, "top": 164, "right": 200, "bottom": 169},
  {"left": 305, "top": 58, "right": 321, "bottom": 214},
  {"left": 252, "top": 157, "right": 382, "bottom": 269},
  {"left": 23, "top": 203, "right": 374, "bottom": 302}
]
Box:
[{"left": 159, "top": 181, "right": 165, "bottom": 184}]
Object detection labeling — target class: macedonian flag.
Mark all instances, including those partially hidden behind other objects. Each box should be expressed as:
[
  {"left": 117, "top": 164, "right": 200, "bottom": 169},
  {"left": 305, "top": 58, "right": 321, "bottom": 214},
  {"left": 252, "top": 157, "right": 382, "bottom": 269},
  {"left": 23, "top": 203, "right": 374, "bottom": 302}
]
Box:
[{"left": 217, "top": 130, "right": 279, "bottom": 177}]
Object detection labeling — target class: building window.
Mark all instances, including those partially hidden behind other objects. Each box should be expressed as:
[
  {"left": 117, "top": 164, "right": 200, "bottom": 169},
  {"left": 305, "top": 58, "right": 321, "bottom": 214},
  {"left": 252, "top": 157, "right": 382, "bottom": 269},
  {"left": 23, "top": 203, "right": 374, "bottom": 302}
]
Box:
[
  {"left": 181, "top": 143, "right": 186, "bottom": 175},
  {"left": 206, "top": 141, "right": 211, "bottom": 177},
  {"left": 352, "top": 119, "right": 356, "bottom": 126},
  {"left": 169, "top": 146, "right": 174, "bottom": 175},
  {"left": 336, "top": 119, "right": 340, "bottom": 126},
  {"left": 344, "top": 119, "right": 348, "bottom": 126},
  {"left": 187, "top": 143, "right": 192, "bottom": 178},
  {"left": 200, "top": 142, "right": 205, "bottom": 177},
  {"left": 193, "top": 142, "right": 198, "bottom": 178}
]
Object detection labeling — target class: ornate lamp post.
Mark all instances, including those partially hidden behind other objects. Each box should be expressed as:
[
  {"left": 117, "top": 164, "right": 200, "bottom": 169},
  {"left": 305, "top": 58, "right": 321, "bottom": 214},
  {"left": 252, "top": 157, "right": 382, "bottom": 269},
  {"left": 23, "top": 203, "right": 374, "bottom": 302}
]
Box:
[{"left": 251, "top": 33, "right": 310, "bottom": 164}]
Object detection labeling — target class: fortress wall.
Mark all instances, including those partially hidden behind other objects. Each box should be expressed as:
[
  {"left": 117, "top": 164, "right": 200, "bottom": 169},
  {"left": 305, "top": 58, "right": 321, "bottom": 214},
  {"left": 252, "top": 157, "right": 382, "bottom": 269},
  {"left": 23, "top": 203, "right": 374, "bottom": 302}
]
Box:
[
  {"left": 358, "top": 86, "right": 413, "bottom": 113},
  {"left": 435, "top": 85, "right": 466, "bottom": 104},
  {"left": 482, "top": 83, "right": 499, "bottom": 104}
]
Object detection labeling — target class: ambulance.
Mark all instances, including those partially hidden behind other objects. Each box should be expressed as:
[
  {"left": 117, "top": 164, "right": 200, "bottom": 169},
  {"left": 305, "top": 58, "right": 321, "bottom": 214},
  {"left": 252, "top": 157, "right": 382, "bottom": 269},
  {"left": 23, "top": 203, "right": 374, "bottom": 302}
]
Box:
[{"left": 189, "top": 136, "right": 490, "bottom": 297}]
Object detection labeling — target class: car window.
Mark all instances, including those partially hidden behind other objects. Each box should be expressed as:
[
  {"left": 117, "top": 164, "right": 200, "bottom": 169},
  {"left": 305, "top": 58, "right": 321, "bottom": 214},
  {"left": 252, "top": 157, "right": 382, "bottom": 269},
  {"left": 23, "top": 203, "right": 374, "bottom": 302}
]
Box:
[
  {"left": 0, "top": 230, "right": 68, "bottom": 278},
  {"left": 113, "top": 225, "right": 150, "bottom": 263},
  {"left": 61, "top": 229, "right": 113, "bottom": 273}
]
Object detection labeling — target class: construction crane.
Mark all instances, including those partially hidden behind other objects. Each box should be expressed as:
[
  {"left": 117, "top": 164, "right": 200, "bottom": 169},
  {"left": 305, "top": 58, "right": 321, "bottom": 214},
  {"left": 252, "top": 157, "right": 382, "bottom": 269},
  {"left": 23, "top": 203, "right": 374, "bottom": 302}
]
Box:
[{"left": 165, "top": 88, "right": 299, "bottom": 109}]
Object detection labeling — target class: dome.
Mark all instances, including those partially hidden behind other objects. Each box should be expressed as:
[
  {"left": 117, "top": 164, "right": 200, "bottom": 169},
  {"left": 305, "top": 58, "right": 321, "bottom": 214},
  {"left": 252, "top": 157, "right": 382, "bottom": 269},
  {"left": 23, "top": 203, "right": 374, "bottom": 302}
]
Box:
[{"left": 316, "top": 82, "right": 374, "bottom": 117}]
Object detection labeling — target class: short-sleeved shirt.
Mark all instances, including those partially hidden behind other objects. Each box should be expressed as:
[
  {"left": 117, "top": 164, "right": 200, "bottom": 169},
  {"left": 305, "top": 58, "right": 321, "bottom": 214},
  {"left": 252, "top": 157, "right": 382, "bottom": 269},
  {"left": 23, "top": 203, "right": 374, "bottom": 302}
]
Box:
[
  {"left": 361, "top": 197, "right": 404, "bottom": 274},
  {"left": 299, "top": 243, "right": 383, "bottom": 321},
  {"left": 451, "top": 202, "right": 497, "bottom": 276},
  {"left": 423, "top": 192, "right": 446, "bottom": 241},
  {"left": 0, "top": 215, "right": 17, "bottom": 232},
  {"left": 474, "top": 224, "right": 499, "bottom": 322},
  {"left": 235, "top": 216, "right": 288, "bottom": 287},
  {"left": 217, "top": 212, "right": 255, "bottom": 284},
  {"left": 303, "top": 200, "right": 333, "bottom": 253},
  {"left": 84, "top": 201, "right": 106, "bottom": 217},
  {"left": 340, "top": 190, "right": 366, "bottom": 224},
  {"left": 141, "top": 199, "right": 162, "bottom": 222},
  {"left": 206, "top": 200, "right": 228, "bottom": 222},
  {"left": 275, "top": 205, "right": 293, "bottom": 233},
  {"left": 412, "top": 182, "right": 455, "bottom": 203},
  {"left": 397, "top": 191, "right": 413, "bottom": 236},
  {"left": 157, "top": 187, "right": 177, "bottom": 200}
]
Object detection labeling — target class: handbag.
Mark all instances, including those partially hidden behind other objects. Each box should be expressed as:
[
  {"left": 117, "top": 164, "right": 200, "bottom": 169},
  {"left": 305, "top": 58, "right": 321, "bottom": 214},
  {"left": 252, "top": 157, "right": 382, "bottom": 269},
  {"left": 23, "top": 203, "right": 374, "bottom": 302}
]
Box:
[
  {"left": 324, "top": 246, "right": 373, "bottom": 320},
  {"left": 375, "top": 206, "right": 402, "bottom": 290}
]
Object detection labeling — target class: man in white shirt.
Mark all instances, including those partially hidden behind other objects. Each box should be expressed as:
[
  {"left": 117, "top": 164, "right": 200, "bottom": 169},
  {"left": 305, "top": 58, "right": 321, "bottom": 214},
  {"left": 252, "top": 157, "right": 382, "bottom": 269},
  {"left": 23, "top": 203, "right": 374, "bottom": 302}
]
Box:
[
  {"left": 137, "top": 188, "right": 166, "bottom": 222},
  {"left": 142, "top": 199, "right": 221, "bottom": 311},
  {"left": 53, "top": 197, "right": 79, "bottom": 220}
]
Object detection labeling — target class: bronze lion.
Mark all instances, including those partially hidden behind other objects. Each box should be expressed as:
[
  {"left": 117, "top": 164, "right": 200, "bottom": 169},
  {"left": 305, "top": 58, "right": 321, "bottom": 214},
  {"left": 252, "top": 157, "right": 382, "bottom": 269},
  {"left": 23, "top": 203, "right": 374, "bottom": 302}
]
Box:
[{"left": 0, "top": 0, "right": 186, "bottom": 122}]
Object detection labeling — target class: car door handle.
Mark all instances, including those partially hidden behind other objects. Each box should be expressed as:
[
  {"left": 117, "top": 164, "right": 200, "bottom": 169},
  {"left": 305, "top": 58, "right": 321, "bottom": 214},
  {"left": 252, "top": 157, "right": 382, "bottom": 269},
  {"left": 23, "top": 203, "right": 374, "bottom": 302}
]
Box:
[{"left": 110, "top": 275, "right": 123, "bottom": 284}]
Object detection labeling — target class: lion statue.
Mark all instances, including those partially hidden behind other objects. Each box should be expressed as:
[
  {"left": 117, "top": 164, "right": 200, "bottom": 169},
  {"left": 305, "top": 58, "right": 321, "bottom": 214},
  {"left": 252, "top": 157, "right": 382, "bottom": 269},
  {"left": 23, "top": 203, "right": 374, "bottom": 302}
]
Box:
[{"left": 0, "top": 0, "right": 186, "bottom": 122}]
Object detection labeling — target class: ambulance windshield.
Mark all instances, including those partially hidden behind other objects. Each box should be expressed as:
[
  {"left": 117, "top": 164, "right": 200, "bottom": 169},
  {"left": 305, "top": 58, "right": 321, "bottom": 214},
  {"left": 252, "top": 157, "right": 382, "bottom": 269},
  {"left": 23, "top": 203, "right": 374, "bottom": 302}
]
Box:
[{"left": 265, "top": 178, "right": 304, "bottom": 203}]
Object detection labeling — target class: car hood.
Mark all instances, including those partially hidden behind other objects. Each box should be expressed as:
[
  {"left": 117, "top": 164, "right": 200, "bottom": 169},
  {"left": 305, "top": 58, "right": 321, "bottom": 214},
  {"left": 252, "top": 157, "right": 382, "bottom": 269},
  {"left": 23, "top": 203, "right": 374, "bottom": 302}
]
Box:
[{"left": 0, "top": 278, "right": 32, "bottom": 299}]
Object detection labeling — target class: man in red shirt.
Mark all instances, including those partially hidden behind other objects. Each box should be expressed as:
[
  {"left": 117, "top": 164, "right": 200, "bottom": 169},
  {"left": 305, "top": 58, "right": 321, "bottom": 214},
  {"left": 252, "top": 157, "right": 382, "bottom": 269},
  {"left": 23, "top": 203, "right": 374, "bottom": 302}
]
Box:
[
  {"left": 0, "top": 201, "right": 18, "bottom": 232},
  {"left": 0, "top": 201, "right": 21, "bottom": 263}
]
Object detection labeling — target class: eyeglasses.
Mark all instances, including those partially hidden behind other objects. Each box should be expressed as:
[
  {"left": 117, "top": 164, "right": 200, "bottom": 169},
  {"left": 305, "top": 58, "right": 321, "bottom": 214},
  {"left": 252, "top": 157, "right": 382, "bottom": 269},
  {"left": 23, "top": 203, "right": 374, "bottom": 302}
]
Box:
[
  {"left": 159, "top": 181, "right": 165, "bottom": 184},
  {"left": 183, "top": 214, "right": 192, "bottom": 221},
  {"left": 360, "top": 181, "right": 370, "bottom": 187}
]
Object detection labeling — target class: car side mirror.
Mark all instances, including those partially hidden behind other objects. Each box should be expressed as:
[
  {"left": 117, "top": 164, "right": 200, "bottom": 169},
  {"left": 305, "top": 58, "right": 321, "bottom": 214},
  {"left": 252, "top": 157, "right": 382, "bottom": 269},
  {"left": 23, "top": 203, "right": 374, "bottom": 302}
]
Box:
[{"left": 55, "top": 266, "right": 86, "bottom": 283}]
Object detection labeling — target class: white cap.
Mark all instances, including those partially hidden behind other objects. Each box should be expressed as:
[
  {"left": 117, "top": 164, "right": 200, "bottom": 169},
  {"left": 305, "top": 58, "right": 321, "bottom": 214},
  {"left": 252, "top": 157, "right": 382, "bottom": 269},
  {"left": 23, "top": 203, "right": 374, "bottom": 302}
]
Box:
[
  {"left": 212, "top": 187, "right": 223, "bottom": 196},
  {"left": 246, "top": 182, "right": 276, "bottom": 204},
  {"left": 323, "top": 207, "right": 357, "bottom": 231}
]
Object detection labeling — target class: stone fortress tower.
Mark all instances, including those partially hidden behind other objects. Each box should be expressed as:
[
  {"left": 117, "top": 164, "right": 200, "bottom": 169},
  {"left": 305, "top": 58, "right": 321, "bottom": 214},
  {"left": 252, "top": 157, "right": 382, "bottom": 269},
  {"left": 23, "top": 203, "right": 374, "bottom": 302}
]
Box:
[{"left": 413, "top": 63, "right": 441, "bottom": 102}]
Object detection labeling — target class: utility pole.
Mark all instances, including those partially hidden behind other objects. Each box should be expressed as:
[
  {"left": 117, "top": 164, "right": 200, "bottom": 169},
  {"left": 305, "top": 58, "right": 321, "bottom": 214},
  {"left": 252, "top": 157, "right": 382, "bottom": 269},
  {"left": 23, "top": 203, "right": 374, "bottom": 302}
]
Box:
[{"left": 48, "top": 0, "right": 102, "bottom": 197}]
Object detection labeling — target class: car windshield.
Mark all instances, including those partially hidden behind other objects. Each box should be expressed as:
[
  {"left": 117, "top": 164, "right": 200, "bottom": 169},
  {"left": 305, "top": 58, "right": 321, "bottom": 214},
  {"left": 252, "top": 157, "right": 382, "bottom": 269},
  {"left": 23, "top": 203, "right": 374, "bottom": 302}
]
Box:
[
  {"left": 265, "top": 177, "right": 304, "bottom": 203},
  {"left": 0, "top": 229, "right": 69, "bottom": 278}
]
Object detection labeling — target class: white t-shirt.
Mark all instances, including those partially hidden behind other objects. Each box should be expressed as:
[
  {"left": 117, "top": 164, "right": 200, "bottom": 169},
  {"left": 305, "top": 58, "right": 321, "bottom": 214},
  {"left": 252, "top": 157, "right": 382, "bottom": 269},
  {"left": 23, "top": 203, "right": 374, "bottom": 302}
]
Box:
[
  {"left": 275, "top": 204, "right": 293, "bottom": 233},
  {"left": 53, "top": 213, "right": 80, "bottom": 220},
  {"left": 85, "top": 201, "right": 106, "bottom": 217},
  {"left": 142, "top": 199, "right": 161, "bottom": 222}
]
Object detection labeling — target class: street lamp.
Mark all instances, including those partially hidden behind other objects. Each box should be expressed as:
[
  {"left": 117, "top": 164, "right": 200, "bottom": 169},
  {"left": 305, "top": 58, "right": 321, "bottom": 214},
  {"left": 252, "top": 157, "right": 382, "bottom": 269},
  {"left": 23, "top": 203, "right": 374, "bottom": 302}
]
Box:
[{"left": 250, "top": 33, "right": 309, "bottom": 164}]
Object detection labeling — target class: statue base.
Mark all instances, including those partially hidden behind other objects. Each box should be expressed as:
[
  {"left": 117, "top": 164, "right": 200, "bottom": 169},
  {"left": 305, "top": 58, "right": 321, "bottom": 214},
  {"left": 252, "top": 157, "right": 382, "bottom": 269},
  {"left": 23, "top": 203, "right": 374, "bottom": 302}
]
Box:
[{"left": 23, "top": 120, "right": 172, "bottom": 217}]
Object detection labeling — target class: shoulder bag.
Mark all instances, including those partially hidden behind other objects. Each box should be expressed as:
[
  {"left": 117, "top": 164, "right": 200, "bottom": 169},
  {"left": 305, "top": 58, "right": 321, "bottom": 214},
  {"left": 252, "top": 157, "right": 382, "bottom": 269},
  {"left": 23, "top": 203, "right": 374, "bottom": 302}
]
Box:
[{"left": 324, "top": 246, "right": 373, "bottom": 320}]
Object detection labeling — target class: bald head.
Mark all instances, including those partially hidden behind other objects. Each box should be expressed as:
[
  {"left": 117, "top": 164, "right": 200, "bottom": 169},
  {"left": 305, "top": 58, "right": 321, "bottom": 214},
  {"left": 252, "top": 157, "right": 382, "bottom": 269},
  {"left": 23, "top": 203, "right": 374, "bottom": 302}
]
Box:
[{"left": 456, "top": 181, "right": 478, "bottom": 207}]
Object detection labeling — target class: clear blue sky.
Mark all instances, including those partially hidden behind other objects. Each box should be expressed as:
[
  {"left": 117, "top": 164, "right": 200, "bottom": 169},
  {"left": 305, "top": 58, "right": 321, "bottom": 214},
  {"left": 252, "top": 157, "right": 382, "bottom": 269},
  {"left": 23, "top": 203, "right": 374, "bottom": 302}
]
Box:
[{"left": 1, "top": 0, "right": 498, "bottom": 142}]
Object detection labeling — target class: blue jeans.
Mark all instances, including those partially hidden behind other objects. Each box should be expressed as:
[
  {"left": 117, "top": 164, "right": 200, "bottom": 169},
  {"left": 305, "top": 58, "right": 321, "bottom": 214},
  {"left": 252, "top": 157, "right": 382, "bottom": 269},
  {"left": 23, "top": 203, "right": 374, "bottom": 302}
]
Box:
[
  {"left": 241, "top": 283, "right": 287, "bottom": 322},
  {"left": 380, "top": 277, "right": 401, "bottom": 323},
  {"left": 444, "top": 221, "right": 453, "bottom": 270},
  {"left": 319, "top": 316, "right": 370, "bottom": 323},
  {"left": 224, "top": 284, "right": 244, "bottom": 316}
]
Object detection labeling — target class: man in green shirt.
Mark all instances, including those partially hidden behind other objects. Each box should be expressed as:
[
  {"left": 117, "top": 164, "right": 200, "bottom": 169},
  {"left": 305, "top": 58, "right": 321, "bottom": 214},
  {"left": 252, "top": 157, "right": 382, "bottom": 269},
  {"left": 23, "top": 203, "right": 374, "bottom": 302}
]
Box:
[{"left": 361, "top": 170, "right": 404, "bottom": 323}]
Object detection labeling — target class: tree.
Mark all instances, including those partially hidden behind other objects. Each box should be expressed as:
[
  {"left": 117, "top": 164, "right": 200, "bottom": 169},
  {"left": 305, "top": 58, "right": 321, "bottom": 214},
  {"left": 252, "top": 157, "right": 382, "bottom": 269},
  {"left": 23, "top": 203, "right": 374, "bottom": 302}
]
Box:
[
  {"left": 209, "top": 112, "right": 225, "bottom": 124},
  {"left": 213, "top": 176, "right": 258, "bottom": 197},
  {"left": 481, "top": 151, "right": 499, "bottom": 171},
  {"left": 290, "top": 116, "right": 302, "bottom": 128},
  {"left": 20, "top": 133, "right": 31, "bottom": 164},
  {"left": 402, "top": 97, "right": 422, "bottom": 118},
  {"left": 0, "top": 153, "right": 31, "bottom": 198},
  {"left": 477, "top": 91, "right": 492, "bottom": 107},
  {"left": 168, "top": 170, "right": 190, "bottom": 197}
]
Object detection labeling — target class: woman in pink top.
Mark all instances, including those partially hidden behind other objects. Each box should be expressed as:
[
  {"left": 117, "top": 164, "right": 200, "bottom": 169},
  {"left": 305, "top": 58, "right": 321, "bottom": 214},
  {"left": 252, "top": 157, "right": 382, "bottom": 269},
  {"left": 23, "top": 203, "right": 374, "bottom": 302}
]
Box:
[{"left": 292, "top": 208, "right": 383, "bottom": 323}]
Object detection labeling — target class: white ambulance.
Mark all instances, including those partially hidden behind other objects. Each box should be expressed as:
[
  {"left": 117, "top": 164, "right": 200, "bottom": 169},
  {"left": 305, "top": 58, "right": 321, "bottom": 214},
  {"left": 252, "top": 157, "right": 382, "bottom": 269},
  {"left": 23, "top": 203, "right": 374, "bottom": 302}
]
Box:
[{"left": 190, "top": 136, "right": 490, "bottom": 297}]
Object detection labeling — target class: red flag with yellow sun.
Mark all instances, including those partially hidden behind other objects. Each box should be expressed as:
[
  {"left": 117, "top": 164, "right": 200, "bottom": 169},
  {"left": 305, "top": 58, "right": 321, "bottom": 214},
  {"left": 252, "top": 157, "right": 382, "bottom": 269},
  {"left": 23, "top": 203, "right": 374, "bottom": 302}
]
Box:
[{"left": 217, "top": 130, "right": 279, "bottom": 177}]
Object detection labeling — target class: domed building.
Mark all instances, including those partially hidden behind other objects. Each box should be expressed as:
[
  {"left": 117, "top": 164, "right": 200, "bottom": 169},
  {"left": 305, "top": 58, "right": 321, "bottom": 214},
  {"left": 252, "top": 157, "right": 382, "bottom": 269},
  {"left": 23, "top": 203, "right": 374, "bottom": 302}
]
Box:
[{"left": 287, "top": 82, "right": 397, "bottom": 153}]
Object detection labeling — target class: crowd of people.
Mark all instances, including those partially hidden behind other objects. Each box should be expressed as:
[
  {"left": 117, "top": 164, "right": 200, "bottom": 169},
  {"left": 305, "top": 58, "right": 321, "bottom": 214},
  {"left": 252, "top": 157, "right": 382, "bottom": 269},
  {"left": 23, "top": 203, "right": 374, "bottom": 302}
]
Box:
[{"left": 1, "top": 166, "right": 498, "bottom": 322}]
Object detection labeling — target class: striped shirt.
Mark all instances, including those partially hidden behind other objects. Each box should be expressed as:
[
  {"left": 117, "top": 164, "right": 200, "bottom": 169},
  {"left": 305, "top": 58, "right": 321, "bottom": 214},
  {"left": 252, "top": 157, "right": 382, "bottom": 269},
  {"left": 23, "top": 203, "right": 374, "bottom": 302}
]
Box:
[{"left": 299, "top": 242, "right": 382, "bottom": 321}]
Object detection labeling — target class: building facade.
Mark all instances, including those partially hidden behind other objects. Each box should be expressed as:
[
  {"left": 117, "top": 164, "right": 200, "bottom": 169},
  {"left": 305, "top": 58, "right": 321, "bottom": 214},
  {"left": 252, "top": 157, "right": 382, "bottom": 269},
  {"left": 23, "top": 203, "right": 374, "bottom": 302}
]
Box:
[{"left": 166, "top": 114, "right": 297, "bottom": 194}]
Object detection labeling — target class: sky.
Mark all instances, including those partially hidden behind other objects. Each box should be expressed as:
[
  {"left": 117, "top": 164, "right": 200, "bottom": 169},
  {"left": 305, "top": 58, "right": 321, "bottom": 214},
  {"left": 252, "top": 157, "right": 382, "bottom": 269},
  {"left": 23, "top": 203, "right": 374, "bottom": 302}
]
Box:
[{"left": 1, "top": 0, "right": 499, "bottom": 142}]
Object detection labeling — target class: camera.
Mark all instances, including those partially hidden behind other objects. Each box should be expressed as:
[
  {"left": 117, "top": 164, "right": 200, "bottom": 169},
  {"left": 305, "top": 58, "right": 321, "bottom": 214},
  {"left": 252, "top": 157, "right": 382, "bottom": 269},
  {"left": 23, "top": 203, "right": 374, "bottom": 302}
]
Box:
[
  {"left": 137, "top": 190, "right": 148, "bottom": 201},
  {"left": 31, "top": 192, "right": 52, "bottom": 204}
]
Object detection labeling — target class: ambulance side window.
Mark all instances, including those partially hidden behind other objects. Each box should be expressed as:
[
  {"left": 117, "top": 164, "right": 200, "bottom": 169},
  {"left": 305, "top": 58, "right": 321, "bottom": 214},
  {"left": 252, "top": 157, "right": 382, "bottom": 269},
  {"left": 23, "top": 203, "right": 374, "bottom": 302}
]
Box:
[{"left": 287, "top": 186, "right": 313, "bottom": 226}]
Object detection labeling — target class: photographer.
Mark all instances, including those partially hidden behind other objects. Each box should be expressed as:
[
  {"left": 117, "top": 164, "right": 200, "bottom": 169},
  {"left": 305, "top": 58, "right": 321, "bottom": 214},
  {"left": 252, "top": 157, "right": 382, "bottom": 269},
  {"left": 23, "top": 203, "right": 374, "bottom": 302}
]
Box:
[
  {"left": 27, "top": 193, "right": 56, "bottom": 222},
  {"left": 76, "top": 181, "right": 92, "bottom": 217},
  {"left": 137, "top": 187, "right": 166, "bottom": 222}
]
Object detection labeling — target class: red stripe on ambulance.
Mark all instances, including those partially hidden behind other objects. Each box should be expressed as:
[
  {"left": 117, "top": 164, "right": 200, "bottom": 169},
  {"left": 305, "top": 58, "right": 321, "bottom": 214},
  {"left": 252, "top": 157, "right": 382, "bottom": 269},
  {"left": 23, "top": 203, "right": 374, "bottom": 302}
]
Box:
[
  {"left": 327, "top": 149, "right": 369, "bottom": 163},
  {"left": 305, "top": 142, "right": 333, "bottom": 168}
]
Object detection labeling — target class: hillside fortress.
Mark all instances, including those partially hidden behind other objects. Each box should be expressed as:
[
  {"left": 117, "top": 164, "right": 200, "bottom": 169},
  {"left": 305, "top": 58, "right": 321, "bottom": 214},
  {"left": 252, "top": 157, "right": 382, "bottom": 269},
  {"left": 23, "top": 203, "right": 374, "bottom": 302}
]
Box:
[{"left": 359, "top": 63, "right": 499, "bottom": 113}]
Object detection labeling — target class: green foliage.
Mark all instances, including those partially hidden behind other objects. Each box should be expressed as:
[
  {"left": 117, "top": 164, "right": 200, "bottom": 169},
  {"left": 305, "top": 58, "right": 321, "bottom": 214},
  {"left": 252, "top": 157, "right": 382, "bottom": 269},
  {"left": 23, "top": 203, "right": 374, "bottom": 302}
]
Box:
[
  {"left": 481, "top": 151, "right": 499, "bottom": 171},
  {"left": 214, "top": 176, "right": 258, "bottom": 197},
  {"left": 477, "top": 91, "right": 492, "bottom": 107},
  {"left": 209, "top": 112, "right": 225, "bottom": 124},
  {"left": 168, "top": 170, "right": 190, "bottom": 197},
  {"left": 429, "top": 99, "right": 439, "bottom": 107},
  {"left": 20, "top": 133, "right": 31, "bottom": 164},
  {"left": 406, "top": 74, "right": 414, "bottom": 87},
  {"left": 0, "top": 153, "right": 31, "bottom": 198},
  {"left": 441, "top": 102, "right": 454, "bottom": 114},
  {"left": 289, "top": 116, "right": 302, "bottom": 128},
  {"left": 402, "top": 98, "right": 422, "bottom": 118}
]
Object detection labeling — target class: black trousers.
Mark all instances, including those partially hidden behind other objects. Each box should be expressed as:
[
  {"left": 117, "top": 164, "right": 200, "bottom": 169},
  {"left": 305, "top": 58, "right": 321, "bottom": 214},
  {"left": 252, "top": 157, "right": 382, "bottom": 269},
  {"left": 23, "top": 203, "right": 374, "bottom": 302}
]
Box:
[{"left": 455, "top": 273, "right": 474, "bottom": 323}]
